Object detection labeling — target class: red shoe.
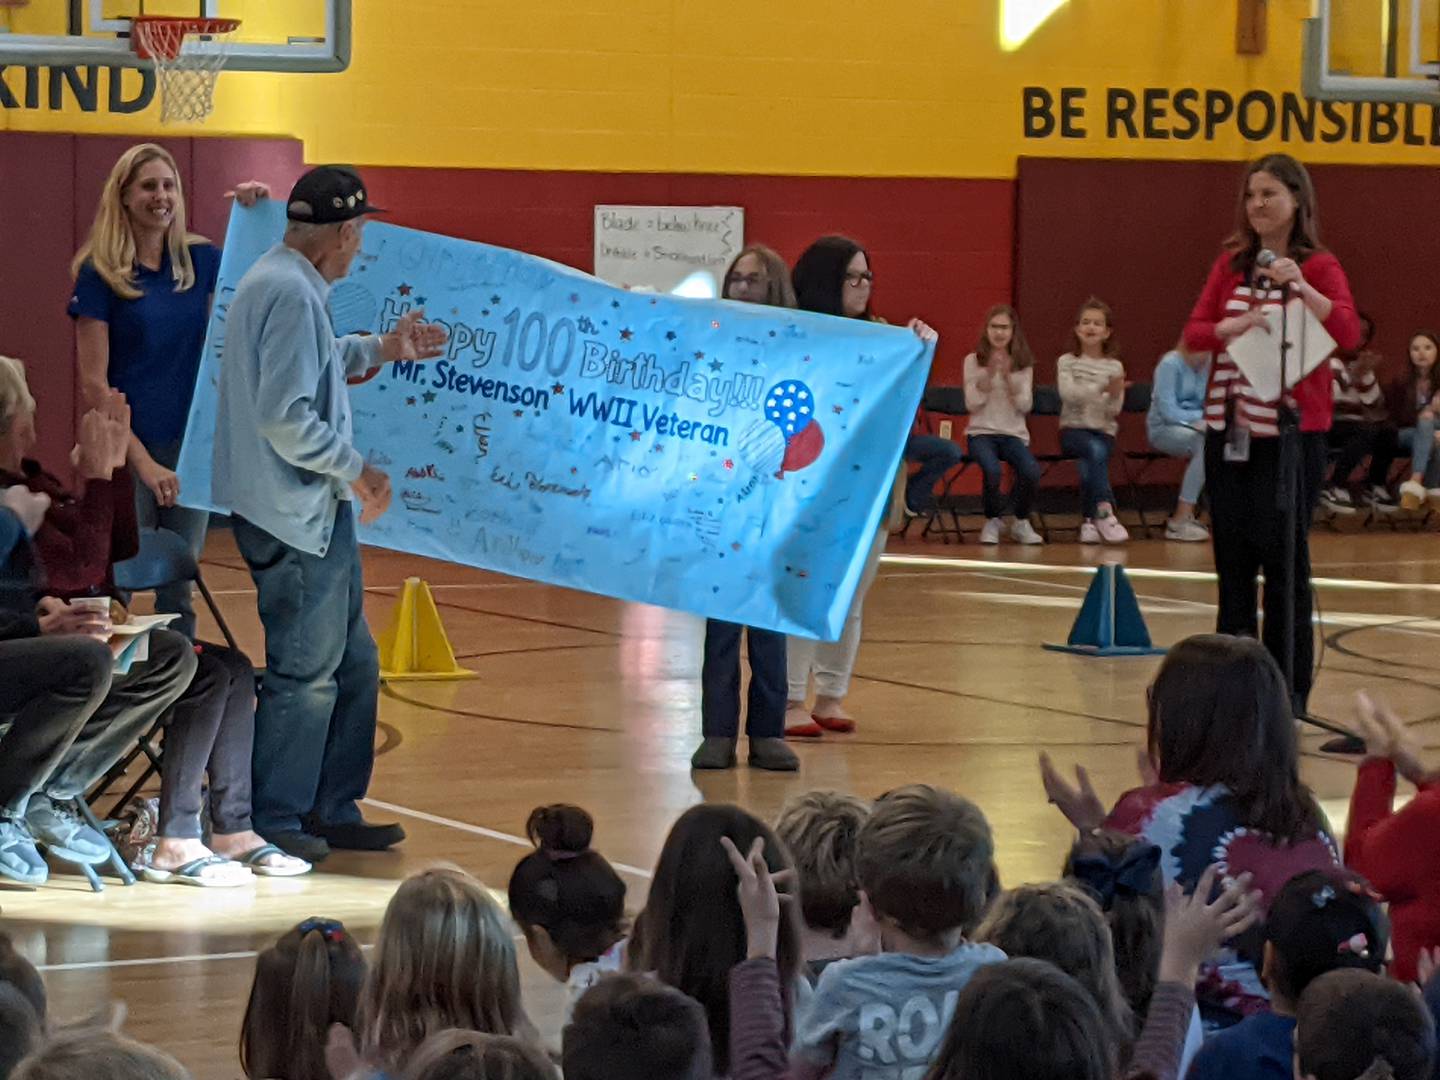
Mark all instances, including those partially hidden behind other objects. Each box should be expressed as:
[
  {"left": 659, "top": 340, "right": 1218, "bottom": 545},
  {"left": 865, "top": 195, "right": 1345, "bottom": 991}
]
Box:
[
  {"left": 814, "top": 714, "right": 856, "bottom": 734},
  {"left": 786, "top": 721, "right": 825, "bottom": 738}
]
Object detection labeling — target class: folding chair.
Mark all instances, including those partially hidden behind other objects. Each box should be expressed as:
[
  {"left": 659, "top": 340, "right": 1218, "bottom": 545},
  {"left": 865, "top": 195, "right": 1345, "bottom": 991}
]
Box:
[
  {"left": 1116, "top": 382, "right": 1167, "bottom": 538},
  {"left": 907, "top": 386, "right": 971, "bottom": 543},
  {"left": 1029, "top": 385, "right": 1075, "bottom": 540},
  {"left": 88, "top": 528, "right": 240, "bottom": 818}
]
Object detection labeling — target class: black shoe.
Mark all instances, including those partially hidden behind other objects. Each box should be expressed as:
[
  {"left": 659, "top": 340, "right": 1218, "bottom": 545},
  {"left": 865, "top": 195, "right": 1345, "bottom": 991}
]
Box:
[
  {"left": 266, "top": 830, "right": 331, "bottom": 863},
  {"left": 308, "top": 819, "right": 406, "bottom": 851},
  {"left": 1321, "top": 733, "right": 1368, "bottom": 756}
]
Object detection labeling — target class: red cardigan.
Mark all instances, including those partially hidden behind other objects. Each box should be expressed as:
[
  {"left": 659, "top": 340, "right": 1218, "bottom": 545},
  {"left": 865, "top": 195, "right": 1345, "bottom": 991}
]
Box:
[
  {"left": 1344, "top": 758, "right": 1440, "bottom": 983},
  {"left": 1184, "top": 249, "right": 1363, "bottom": 434},
  {"left": 0, "top": 460, "right": 138, "bottom": 600}
]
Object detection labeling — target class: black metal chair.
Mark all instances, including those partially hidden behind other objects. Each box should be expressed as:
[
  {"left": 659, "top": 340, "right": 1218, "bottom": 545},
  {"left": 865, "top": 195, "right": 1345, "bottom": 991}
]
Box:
[
  {"left": 1029, "top": 385, "right": 1074, "bottom": 540},
  {"left": 907, "top": 386, "right": 971, "bottom": 543}
]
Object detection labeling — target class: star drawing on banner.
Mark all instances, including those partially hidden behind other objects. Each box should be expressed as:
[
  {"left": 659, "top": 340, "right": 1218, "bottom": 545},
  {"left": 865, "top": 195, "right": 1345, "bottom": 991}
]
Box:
[
  {"left": 769, "top": 330, "right": 776, "bottom": 337},
  {"left": 405, "top": 396, "right": 416, "bottom": 406},
  {"left": 653, "top": 443, "right": 664, "bottom": 453},
  {"left": 629, "top": 431, "right": 642, "bottom": 441},
  {"left": 723, "top": 459, "right": 734, "bottom": 470},
  {"left": 422, "top": 391, "right": 437, "bottom": 403},
  {"left": 481, "top": 310, "right": 490, "bottom": 318},
  {"left": 620, "top": 328, "right": 634, "bottom": 341},
  {"left": 802, "top": 355, "right": 812, "bottom": 363},
  {"left": 569, "top": 293, "right": 580, "bottom": 303},
  {"left": 731, "top": 542, "right": 742, "bottom": 552},
  {"left": 398, "top": 284, "right": 413, "bottom": 296},
  {"left": 665, "top": 331, "right": 677, "bottom": 341},
  {"left": 711, "top": 320, "right": 721, "bottom": 329},
  {"left": 514, "top": 409, "right": 524, "bottom": 417},
  {"left": 490, "top": 295, "right": 501, "bottom": 305},
  {"left": 832, "top": 404, "right": 844, "bottom": 414},
  {"left": 708, "top": 359, "right": 723, "bottom": 373},
  {"left": 455, "top": 424, "right": 464, "bottom": 433},
  {"left": 415, "top": 296, "right": 427, "bottom": 305},
  {"left": 611, "top": 300, "right": 621, "bottom": 309},
  {"left": 570, "top": 467, "right": 578, "bottom": 475},
  {"left": 551, "top": 383, "right": 565, "bottom": 394},
  {"left": 694, "top": 351, "right": 705, "bottom": 360}
]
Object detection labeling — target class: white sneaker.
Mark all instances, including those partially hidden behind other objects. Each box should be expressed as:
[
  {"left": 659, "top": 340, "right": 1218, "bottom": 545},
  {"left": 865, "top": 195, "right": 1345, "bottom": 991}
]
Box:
[
  {"left": 1164, "top": 518, "right": 1210, "bottom": 542},
  {"left": 1009, "top": 518, "right": 1044, "bottom": 545},
  {"left": 1400, "top": 480, "right": 1426, "bottom": 511},
  {"left": 1079, "top": 521, "right": 1101, "bottom": 544},
  {"left": 1095, "top": 514, "right": 1130, "bottom": 544},
  {"left": 979, "top": 518, "right": 1002, "bottom": 544},
  {"left": 1321, "top": 487, "right": 1357, "bottom": 515}
]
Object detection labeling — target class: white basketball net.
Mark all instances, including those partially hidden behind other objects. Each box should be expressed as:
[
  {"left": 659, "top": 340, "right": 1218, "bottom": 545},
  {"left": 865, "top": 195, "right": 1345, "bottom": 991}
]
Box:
[{"left": 131, "top": 18, "right": 238, "bottom": 124}]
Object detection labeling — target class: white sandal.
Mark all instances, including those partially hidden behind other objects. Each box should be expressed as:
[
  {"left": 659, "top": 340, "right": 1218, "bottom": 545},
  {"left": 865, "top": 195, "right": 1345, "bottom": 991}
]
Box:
[{"left": 137, "top": 845, "right": 252, "bottom": 888}]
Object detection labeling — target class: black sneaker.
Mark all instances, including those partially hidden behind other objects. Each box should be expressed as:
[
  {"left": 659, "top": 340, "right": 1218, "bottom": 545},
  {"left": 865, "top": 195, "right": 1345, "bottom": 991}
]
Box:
[
  {"left": 307, "top": 819, "right": 405, "bottom": 851},
  {"left": 265, "top": 830, "right": 331, "bottom": 863}
]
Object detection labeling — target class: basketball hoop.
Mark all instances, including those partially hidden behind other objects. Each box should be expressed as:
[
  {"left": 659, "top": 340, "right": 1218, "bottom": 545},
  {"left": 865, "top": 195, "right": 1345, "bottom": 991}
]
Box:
[{"left": 130, "top": 16, "right": 240, "bottom": 124}]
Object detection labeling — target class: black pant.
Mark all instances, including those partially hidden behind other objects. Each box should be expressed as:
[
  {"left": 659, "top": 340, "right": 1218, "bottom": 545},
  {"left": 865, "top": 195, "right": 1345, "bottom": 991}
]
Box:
[
  {"left": 701, "top": 620, "right": 786, "bottom": 738},
  {"left": 0, "top": 629, "right": 197, "bottom": 817},
  {"left": 159, "top": 644, "right": 257, "bottom": 839},
  {"left": 1328, "top": 421, "right": 1399, "bottom": 488},
  {"left": 1206, "top": 431, "right": 1326, "bottom": 708}
]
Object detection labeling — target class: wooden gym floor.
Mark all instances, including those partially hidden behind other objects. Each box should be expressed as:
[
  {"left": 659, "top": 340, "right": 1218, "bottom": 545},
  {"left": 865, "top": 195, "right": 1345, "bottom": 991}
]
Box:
[{"left": 6, "top": 523, "right": 1439, "bottom": 1078}]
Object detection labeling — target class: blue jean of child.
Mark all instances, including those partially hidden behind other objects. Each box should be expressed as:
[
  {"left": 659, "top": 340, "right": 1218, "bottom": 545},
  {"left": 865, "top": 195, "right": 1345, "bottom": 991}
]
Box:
[
  {"left": 1147, "top": 423, "right": 1207, "bottom": 506},
  {"left": 1060, "top": 428, "right": 1117, "bottom": 518},
  {"left": 966, "top": 434, "right": 1042, "bottom": 519},
  {"left": 232, "top": 502, "right": 379, "bottom": 837},
  {"left": 903, "top": 434, "right": 965, "bottom": 513},
  {"left": 1400, "top": 415, "right": 1440, "bottom": 486}
]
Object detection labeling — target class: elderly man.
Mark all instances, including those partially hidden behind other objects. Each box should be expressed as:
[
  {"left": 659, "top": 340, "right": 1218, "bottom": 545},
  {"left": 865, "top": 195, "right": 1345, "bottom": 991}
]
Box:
[{"left": 214, "top": 166, "right": 445, "bottom": 863}]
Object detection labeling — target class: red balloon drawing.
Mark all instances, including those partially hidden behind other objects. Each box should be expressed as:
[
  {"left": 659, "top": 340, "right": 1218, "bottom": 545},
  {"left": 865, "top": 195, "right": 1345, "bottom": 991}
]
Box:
[{"left": 781, "top": 419, "right": 825, "bottom": 474}]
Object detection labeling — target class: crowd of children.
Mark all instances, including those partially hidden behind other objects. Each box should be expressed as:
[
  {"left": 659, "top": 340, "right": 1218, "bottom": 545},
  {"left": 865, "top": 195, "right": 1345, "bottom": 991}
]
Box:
[{"left": 4, "top": 634, "right": 1440, "bottom": 1080}]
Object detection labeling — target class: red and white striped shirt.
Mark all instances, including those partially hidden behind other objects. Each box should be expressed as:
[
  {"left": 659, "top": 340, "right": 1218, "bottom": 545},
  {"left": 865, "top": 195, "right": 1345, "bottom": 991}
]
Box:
[{"left": 1184, "top": 250, "right": 1362, "bottom": 437}]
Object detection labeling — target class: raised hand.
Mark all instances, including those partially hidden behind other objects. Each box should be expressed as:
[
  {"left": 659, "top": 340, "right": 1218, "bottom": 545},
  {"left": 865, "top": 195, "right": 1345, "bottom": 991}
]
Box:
[
  {"left": 1352, "top": 691, "right": 1431, "bottom": 786},
  {"left": 381, "top": 308, "right": 448, "bottom": 362},
  {"left": 1039, "top": 752, "right": 1107, "bottom": 833},
  {"left": 1157, "top": 864, "right": 1261, "bottom": 985},
  {"left": 720, "top": 834, "right": 794, "bottom": 960}
]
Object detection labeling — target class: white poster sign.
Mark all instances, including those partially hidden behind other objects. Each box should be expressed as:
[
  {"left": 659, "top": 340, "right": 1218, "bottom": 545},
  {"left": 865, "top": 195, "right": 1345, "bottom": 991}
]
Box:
[{"left": 593, "top": 205, "right": 744, "bottom": 296}]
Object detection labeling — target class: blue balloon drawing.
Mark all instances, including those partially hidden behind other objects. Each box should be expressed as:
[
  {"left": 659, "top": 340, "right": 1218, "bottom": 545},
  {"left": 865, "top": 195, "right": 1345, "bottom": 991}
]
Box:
[{"left": 764, "top": 379, "right": 825, "bottom": 474}]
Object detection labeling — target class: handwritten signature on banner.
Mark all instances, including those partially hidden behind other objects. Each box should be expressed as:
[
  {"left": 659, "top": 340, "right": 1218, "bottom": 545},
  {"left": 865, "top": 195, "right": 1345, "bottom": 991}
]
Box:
[{"left": 176, "top": 203, "right": 933, "bottom": 639}]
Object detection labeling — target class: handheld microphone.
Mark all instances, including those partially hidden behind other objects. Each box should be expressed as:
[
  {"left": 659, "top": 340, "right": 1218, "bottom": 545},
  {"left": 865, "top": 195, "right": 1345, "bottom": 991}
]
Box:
[{"left": 1256, "top": 247, "right": 1277, "bottom": 290}]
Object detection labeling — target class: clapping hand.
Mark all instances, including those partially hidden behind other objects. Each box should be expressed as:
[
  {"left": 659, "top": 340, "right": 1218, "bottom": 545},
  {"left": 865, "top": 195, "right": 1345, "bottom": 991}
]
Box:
[
  {"left": 1351, "top": 691, "right": 1432, "bottom": 786},
  {"left": 381, "top": 309, "right": 448, "bottom": 363},
  {"left": 1157, "top": 865, "right": 1262, "bottom": 985},
  {"left": 720, "top": 835, "right": 794, "bottom": 960},
  {"left": 1039, "top": 752, "right": 1106, "bottom": 833}
]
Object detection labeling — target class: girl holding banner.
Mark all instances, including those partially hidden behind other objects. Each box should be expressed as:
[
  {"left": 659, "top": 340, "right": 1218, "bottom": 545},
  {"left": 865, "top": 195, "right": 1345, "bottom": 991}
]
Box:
[
  {"left": 691, "top": 246, "right": 802, "bottom": 771},
  {"left": 784, "top": 236, "right": 938, "bottom": 739}
]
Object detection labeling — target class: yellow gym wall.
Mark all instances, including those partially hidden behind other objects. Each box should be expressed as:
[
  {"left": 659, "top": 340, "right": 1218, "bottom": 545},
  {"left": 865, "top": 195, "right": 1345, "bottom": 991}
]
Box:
[{"left": 3, "top": 0, "right": 1439, "bottom": 177}]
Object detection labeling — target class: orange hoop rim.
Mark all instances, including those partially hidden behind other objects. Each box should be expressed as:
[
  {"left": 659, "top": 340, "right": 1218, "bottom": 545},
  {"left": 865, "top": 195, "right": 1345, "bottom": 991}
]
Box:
[{"left": 131, "top": 15, "right": 241, "bottom": 62}]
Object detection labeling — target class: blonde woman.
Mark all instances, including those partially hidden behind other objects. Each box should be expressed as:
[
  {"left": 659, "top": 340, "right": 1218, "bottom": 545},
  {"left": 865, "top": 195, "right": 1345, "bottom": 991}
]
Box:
[
  {"left": 69, "top": 143, "right": 267, "bottom": 638},
  {"left": 338, "top": 866, "right": 533, "bottom": 1076}
]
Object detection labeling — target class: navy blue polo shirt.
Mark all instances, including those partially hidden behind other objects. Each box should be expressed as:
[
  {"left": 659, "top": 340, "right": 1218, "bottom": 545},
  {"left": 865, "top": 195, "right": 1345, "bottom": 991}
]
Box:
[{"left": 68, "top": 242, "right": 222, "bottom": 447}]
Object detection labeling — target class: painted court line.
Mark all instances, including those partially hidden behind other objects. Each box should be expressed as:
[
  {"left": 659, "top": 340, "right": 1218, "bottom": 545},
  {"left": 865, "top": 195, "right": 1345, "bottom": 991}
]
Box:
[
  {"left": 361, "top": 797, "right": 653, "bottom": 879},
  {"left": 39, "top": 950, "right": 261, "bottom": 973}
]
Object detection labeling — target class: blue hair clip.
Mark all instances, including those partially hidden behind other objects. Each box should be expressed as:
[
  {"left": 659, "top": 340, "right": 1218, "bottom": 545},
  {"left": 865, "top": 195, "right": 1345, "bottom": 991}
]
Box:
[
  {"left": 296, "top": 917, "right": 346, "bottom": 943},
  {"left": 1312, "top": 885, "right": 1337, "bottom": 909}
]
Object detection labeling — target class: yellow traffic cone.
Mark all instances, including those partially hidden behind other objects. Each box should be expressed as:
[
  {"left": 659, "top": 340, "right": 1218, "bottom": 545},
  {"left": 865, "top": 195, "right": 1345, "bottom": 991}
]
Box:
[{"left": 377, "top": 577, "right": 477, "bottom": 681}]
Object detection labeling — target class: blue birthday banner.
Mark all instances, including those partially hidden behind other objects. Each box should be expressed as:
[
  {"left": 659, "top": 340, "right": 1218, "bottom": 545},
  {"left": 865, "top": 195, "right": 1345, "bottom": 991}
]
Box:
[{"left": 177, "top": 203, "right": 932, "bottom": 639}]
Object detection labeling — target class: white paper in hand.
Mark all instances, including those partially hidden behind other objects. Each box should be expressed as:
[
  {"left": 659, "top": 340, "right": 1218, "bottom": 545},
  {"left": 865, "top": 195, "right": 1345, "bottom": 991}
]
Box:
[{"left": 1225, "top": 299, "right": 1335, "bottom": 402}]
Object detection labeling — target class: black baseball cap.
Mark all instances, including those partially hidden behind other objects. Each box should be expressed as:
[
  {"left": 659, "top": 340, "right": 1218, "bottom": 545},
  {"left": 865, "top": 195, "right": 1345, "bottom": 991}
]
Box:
[{"left": 286, "top": 165, "right": 385, "bottom": 224}]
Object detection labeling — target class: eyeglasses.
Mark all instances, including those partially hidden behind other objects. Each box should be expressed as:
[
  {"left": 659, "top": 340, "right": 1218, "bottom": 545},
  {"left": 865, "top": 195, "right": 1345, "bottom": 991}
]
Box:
[
  {"left": 845, "top": 271, "right": 874, "bottom": 287},
  {"left": 729, "top": 273, "right": 769, "bottom": 288}
]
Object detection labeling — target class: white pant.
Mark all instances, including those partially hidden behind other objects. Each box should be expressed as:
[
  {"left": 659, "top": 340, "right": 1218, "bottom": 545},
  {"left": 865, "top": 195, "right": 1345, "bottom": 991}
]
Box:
[{"left": 787, "top": 526, "right": 887, "bottom": 702}]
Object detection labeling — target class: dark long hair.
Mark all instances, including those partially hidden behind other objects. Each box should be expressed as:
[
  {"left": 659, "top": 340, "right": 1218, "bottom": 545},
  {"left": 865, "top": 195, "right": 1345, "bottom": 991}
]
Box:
[
  {"left": 1226, "top": 153, "right": 1324, "bottom": 275},
  {"left": 721, "top": 244, "right": 797, "bottom": 309},
  {"left": 241, "top": 918, "right": 367, "bottom": 1080},
  {"left": 974, "top": 304, "right": 1035, "bottom": 370},
  {"left": 507, "top": 805, "right": 627, "bottom": 968},
  {"left": 792, "top": 235, "right": 868, "bottom": 318},
  {"left": 1147, "top": 634, "right": 1323, "bottom": 842},
  {"left": 628, "top": 804, "right": 801, "bottom": 1076},
  {"left": 1407, "top": 330, "right": 1439, "bottom": 387}
]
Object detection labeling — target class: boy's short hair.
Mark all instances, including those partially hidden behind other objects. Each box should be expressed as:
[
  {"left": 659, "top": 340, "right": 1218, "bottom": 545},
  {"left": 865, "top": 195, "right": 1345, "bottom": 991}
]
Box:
[
  {"left": 1297, "top": 970, "right": 1436, "bottom": 1080},
  {"left": 561, "top": 974, "right": 710, "bottom": 1080},
  {"left": 854, "top": 785, "right": 995, "bottom": 939},
  {"left": 13, "top": 1028, "right": 191, "bottom": 1080},
  {"left": 0, "top": 933, "right": 45, "bottom": 1025},
  {"left": 774, "top": 791, "right": 872, "bottom": 937}
]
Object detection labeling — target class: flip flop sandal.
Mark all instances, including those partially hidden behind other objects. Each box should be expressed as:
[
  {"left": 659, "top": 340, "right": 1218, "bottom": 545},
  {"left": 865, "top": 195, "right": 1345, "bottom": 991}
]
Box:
[
  {"left": 140, "top": 853, "right": 252, "bottom": 888},
  {"left": 237, "top": 843, "right": 312, "bottom": 878}
]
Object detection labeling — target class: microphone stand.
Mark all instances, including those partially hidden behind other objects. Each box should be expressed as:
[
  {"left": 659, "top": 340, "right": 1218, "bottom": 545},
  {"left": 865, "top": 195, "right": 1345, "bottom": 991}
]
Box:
[{"left": 1272, "top": 276, "right": 1366, "bottom": 752}]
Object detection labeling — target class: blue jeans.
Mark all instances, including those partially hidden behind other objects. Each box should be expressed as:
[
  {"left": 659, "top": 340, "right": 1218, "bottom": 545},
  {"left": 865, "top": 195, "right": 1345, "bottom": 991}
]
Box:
[
  {"left": 1400, "top": 415, "right": 1440, "bottom": 486},
  {"left": 134, "top": 439, "right": 210, "bottom": 640},
  {"left": 1060, "top": 428, "right": 1117, "bottom": 518},
  {"left": 1148, "top": 423, "right": 1207, "bottom": 506},
  {"left": 904, "top": 434, "right": 964, "bottom": 513},
  {"left": 966, "top": 434, "right": 1041, "bottom": 519},
  {"left": 701, "top": 621, "right": 785, "bottom": 738},
  {"left": 233, "top": 503, "right": 379, "bottom": 836}
]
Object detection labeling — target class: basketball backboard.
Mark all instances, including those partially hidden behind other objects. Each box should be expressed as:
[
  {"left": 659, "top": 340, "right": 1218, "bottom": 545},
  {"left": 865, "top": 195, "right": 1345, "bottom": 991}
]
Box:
[
  {"left": 0, "top": 0, "right": 349, "bottom": 72},
  {"left": 1304, "top": 0, "right": 1440, "bottom": 102}
]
